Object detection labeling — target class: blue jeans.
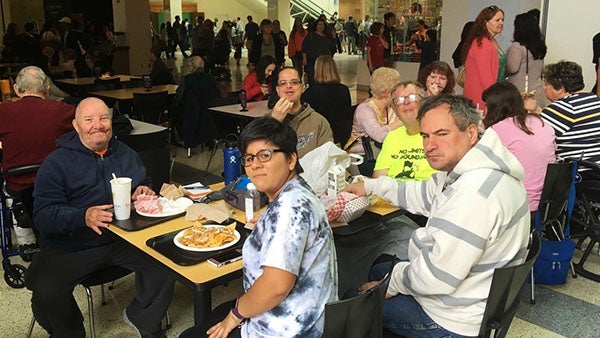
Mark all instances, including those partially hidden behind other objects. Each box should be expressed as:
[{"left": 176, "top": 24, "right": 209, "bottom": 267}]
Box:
[{"left": 370, "top": 262, "right": 476, "bottom": 338}]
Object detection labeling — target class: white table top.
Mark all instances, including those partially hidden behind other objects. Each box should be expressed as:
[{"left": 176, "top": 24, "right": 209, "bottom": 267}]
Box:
[
  {"left": 209, "top": 100, "right": 268, "bottom": 119},
  {"left": 129, "top": 118, "right": 167, "bottom": 135}
]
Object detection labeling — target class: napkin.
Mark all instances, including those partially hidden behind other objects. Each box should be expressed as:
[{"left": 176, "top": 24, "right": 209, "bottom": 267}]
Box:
[
  {"left": 185, "top": 201, "right": 232, "bottom": 223},
  {"left": 160, "top": 183, "right": 185, "bottom": 200}
]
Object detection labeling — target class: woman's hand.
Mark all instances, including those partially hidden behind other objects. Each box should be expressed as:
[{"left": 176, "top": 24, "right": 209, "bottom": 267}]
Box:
[
  {"left": 207, "top": 312, "right": 241, "bottom": 338},
  {"left": 343, "top": 181, "right": 367, "bottom": 196}
]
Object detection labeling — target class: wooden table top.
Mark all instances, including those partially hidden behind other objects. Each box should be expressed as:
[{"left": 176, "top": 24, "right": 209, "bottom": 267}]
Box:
[
  {"left": 209, "top": 100, "right": 268, "bottom": 119},
  {"left": 89, "top": 84, "right": 178, "bottom": 100},
  {"left": 107, "top": 182, "right": 399, "bottom": 285},
  {"left": 56, "top": 75, "right": 142, "bottom": 86}
]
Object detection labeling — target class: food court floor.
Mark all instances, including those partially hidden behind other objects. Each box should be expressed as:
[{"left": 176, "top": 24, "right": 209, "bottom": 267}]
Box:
[{"left": 3, "top": 51, "right": 600, "bottom": 337}]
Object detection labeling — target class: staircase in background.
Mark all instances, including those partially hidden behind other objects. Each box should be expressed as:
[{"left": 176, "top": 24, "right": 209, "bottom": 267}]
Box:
[{"left": 290, "top": 0, "right": 332, "bottom": 22}]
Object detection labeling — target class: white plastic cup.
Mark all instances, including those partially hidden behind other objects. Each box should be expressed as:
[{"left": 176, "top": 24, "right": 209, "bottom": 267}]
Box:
[{"left": 110, "top": 177, "right": 132, "bottom": 220}]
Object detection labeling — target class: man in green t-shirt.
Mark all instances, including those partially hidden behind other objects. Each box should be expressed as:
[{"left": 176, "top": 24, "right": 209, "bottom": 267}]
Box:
[{"left": 373, "top": 81, "right": 436, "bottom": 181}]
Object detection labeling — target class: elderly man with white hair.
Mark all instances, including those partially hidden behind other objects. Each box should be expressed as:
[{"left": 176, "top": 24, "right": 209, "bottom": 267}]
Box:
[{"left": 0, "top": 65, "right": 75, "bottom": 246}]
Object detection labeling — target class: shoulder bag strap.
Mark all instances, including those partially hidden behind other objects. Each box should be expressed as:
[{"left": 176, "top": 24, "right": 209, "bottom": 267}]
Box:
[{"left": 525, "top": 46, "right": 529, "bottom": 92}]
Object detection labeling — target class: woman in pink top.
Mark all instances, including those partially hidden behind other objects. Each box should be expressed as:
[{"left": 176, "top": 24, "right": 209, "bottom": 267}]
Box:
[
  {"left": 462, "top": 5, "right": 506, "bottom": 110},
  {"left": 482, "top": 82, "right": 556, "bottom": 213}
]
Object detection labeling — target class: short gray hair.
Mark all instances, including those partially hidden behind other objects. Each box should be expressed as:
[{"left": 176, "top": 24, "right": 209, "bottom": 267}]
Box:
[
  {"left": 417, "top": 95, "right": 480, "bottom": 131},
  {"left": 14, "top": 66, "right": 50, "bottom": 95},
  {"left": 190, "top": 56, "right": 204, "bottom": 72},
  {"left": 390, "top": 81, "right": 425, "bottom": 114}
]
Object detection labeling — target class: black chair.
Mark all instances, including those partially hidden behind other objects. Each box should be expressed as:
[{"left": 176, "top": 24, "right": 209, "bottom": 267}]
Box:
[
  {"left": 323, "top": 259, "right": 395, "bottom": 338},
  {"left": 133, "top": 90, "right": 170, "bottom": 125},
  {"left": 571, "top": 159, "right": 600, "bottom": 282},
  {"left": 478, "top": 231, "right": 541, "bottom": 338},
  {"left": 27, "top": 265, "right": 171, "bottom": 338},
  {"left": 531, "top": 160, "right": 579, "bottom": 303}
]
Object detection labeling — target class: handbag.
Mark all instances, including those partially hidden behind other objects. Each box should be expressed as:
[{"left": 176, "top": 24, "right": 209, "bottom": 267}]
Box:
[
  {"left": 456, "top": 66, "right": 466, "bottom": 88},
  {"left": 533, "top": 162, "right": 578, "bottom": 285},
  {"left": 361, "top": 136, "right": 381, "bottom": 163}
]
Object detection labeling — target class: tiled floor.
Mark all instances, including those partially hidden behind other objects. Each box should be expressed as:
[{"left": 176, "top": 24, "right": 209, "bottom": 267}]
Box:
[{"left": 3, "top": 51, "right": 600, "bottom": 337}]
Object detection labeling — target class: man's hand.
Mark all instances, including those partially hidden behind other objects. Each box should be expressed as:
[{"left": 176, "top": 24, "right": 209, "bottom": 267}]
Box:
[
  {"left": 271, "top": 96, "right": 294, "bottom": 122},
  {"left": 85, "top": 205, "right": 114, "bottom": 235},
  {"left": 132, "top": 185, "right": 155, "bottom": 201},
  {"left": 343, "top": 181, "right": 367, "bottom": 196},
  {"left": 207, "top": 311, "right": 241, "bottom": 338},
  {"left": 358, "top": 280, "right": 382, "bottom": 294}
]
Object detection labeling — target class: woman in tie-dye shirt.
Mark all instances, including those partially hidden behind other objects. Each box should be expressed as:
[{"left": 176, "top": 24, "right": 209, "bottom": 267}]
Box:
[{"left": 205, "top": 117, "right": 338, "bottom": 338}]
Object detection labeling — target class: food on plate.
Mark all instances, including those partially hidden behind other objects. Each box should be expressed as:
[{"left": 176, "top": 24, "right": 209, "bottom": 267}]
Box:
[
  {"left": 134, "top": 194, "right": 160, "bottom": 214},
  {"left": 177, "top": 223, "right": 237, "bottom": 248}
]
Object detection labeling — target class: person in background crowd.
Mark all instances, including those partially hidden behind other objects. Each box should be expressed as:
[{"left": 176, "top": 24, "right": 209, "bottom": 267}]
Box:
[
  {"left": 366, "top": 22, "right": 389, "bottom": 74},
  {"left": 461, "top": 5, "right": 506, "bottom": 110},
  {"left": 272, "top": 20, "right": 288, "bottom": 67},
  {"left": 345, "top": 16, "right": 358, "bottom": 55},
  {"left": 149, "top": 46, "right": 175, "bottom": 85},
  {"left": 302, "top": 55, "right": 352, "bottom": 145},
  {"left": 506, "top": 12, "right": 547, "bottom": 108},
  {"left": 541, "top": 61, "right": 600, "bottom": 170},
  {"left": 346, "top": 67, "right": 402, "bottom": 176},
  {"left": 383, "top": 12, "right": 397, "bottom": 67},
  {"left": 483, "top": 82, "right": 555, "bottom": 213},
  {"left": 2, "top": 22, "right": 19, "bottom": 62},
  {"left": 243, "top": 55, "right": 277, "bottom": 102},
  {"left": 243, "top": 15, "right": 259, "bottom": 56},
  {"left": 451, "top": 21, "right": 474, "bottom": 69},
  {"left": 0, "top": 66, "right": 75, "bottom": 250},
  {"left": 591, "top": 32, "right": 600, "bottom": 95},
  {"left": 302, "top": 18, "right": 337, "bottom": 85},
  {"left": 232, "top": 17, "right": 244, "bottom": 66},
  {"left": 417, "top": 61, "right": 455, "bottom": 96},
  {"left": 288, "top": 17, "right": 307, "bottom": 80},
  {"left": 250, "top": 19, "right": 283, "bottom": 66},
  {"left": 346, "top": 94, "right": 529, "bottom": 338}
]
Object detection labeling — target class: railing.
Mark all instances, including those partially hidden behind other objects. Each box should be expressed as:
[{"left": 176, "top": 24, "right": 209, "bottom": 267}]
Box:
[{"left": 290, "top": 0, "right": 332, "bottom": 22}]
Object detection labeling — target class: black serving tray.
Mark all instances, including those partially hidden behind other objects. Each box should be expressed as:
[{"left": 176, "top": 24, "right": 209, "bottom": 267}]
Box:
[
  {"left": 112, "top": 208, "right": 184, "bottom": 231},
  {"left": 145, "top": 220, "right": 249, "bottom": 266}
]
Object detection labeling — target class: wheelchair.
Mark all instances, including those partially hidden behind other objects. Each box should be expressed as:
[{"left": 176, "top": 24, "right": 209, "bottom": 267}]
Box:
[
  {"left": 569, "top": 159, "right": 600, "bottom": 282},
  {"left": 1, "top": 163, "right": 41, "bottom": 288}
]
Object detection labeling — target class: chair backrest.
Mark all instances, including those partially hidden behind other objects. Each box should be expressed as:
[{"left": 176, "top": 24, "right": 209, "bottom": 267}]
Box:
[
  {"left": 133, "top": 90, "right": 169, "bottom": 125},
  {"left": 536, "top": 161, "right": 578, "bottom": 238},
  {"left": 1, "top": 164, "right": 42, "bottom": 219},
  {"left": 323, "top": 260, "right": 395, "bottom": 338},
  {"left": 479, "top": 231, "right": 541, "bottom": 338}
]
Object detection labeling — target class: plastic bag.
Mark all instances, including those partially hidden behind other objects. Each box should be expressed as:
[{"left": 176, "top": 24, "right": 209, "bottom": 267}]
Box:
[{"left": 299, "top": 142, "right": 356, "bottom": 195}]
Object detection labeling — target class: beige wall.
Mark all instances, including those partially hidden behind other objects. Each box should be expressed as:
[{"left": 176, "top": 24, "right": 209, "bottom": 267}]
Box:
[
  {"left": 119, "top": 0, "right": 152, "bottom": 75},
  {"left": 149, "top": 0, "right": 266, "bottom": 24},
  {"left": 6, "top": 0, "right": 44, "bottom": 32}
]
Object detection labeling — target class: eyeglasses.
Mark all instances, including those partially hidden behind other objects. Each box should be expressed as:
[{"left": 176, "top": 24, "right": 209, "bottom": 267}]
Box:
[
  {"left": 487, "top": 5, "right": 497, "bottom": 12},
  {"left": 393, "top": 94, "right": 420, "bottom": 105},
  {"left": 277, "top": 79, "right": 302, "bottom": 87},
  {"left": 241, "top": 149, "right": 285, "bottom": 167}
]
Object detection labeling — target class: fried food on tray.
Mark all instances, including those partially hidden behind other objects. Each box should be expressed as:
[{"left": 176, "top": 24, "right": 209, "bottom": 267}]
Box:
[{"left": 177, "top": 223, "right": 237, "bottom": 248}]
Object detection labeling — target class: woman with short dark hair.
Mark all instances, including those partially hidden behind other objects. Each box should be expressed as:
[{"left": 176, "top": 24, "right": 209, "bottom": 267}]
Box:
[{"left": 180, "top": 117, "right": 337, "bottom": 338}]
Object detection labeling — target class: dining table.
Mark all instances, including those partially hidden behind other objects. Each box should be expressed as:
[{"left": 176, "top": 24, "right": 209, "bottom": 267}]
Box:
[
  {"left": 107, "top": 181, "right": 404, "bottom": 326},
  {"left": 55, "top": 75, "right": 142, "bottom": 96},
  {"left": 89, "top": 84, "right": 178, "bottom": 101},
  {"left": 208, "top": 100, "right": 268, "bottom": 119}
]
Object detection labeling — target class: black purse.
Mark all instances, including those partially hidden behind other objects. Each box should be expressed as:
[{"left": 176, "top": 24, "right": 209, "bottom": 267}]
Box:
[{"left": 361, "top": 136, "right": 381, "bottom": 162}]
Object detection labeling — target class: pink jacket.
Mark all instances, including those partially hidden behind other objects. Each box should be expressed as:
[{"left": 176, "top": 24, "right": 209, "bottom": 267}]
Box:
[{"left": 463, "top": 38, "right": 499, "bottom": 110}]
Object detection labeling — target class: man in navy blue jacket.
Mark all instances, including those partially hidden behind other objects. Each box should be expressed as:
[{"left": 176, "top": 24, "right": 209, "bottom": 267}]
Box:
[{"left": 26, "top": 97, "right": 174, "bottom": 338}]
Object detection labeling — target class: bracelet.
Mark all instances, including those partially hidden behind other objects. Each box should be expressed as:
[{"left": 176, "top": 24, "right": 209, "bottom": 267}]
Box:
[{"left": 231, "top": 306, "right": 246, "bottom": 322}]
